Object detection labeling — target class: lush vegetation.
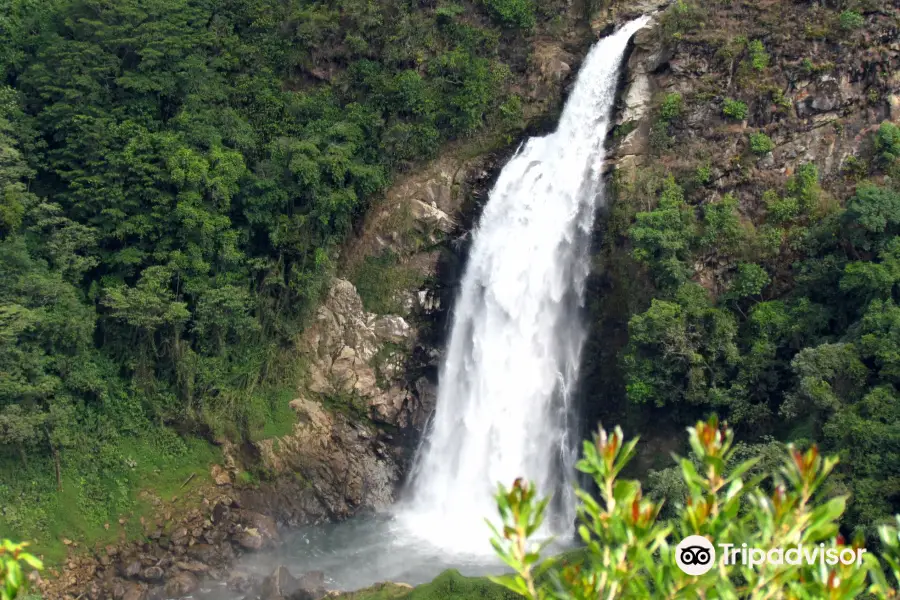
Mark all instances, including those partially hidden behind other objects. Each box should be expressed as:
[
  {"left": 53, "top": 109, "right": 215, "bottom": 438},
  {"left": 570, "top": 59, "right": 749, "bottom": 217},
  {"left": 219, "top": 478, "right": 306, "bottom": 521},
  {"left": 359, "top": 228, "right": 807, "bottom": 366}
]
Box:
[
  {"left": 0, "top": 0, "right": 539, "bottom": 555},
  {"left": 576, "top": 0, "right": 900, "bottom": 548},
  {"left": 617, "top": 148, "right": 900, "bottom": 539},
  {"left": 489, "top": 418, "right": 900, "bottom": 599}
]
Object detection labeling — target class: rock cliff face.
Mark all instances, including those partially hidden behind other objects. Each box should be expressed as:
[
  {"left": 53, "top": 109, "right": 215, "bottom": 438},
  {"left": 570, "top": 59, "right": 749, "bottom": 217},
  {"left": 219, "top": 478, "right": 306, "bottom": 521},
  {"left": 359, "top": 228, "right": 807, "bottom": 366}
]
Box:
[{"left": 611, "top": 6, "right": 898, "bottom": 185}]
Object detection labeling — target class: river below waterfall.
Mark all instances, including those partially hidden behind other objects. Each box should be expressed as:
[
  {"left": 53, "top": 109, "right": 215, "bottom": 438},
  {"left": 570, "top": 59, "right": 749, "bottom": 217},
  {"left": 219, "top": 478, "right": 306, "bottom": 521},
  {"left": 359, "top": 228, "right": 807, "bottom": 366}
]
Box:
[{"left": 204, "top": 515, "right": 574, "bottom": 598}]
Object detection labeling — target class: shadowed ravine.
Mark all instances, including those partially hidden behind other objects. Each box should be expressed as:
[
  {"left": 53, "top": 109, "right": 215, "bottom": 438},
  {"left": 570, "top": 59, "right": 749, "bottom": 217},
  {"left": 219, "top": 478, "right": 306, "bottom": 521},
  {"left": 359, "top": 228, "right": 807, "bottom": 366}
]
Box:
[{"left": 210, "top": 17, "right": 649, "bottom": 597}]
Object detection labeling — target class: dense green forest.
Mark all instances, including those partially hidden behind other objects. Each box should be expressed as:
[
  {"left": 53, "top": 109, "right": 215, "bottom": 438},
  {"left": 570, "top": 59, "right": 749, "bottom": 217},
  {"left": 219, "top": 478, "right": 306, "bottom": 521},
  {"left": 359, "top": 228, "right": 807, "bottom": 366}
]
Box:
[
  {"left": 0, "top": 0, "right": 545, "bottom": 552},
  {"left": 610, "top": 121, "right": 900, "bottom": 540}
]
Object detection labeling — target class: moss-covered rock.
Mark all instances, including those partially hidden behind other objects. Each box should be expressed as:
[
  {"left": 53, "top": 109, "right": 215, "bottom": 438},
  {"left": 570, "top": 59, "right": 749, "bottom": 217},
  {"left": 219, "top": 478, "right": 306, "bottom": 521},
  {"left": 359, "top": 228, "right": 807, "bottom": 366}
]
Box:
[{"left": 333, "top": 569, "right": 520, "bottom": 600}]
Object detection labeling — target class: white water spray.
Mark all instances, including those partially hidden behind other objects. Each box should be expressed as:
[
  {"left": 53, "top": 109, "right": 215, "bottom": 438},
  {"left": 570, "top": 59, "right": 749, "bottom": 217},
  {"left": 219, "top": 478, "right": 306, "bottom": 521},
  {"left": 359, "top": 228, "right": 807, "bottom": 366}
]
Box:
[{"left": 397, "top": 17, "right": 650, "bottom": 554}]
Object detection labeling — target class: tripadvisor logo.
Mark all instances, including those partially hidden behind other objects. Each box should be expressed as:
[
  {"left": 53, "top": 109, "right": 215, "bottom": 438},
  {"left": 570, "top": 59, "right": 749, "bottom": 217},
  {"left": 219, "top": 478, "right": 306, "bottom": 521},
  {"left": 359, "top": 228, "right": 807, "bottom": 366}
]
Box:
[
  {"left": 675, "top": 535, "right": 716, "bottom": 575},
  {"left": 674, "top": 535, "right": 868, "bottom": 575}
]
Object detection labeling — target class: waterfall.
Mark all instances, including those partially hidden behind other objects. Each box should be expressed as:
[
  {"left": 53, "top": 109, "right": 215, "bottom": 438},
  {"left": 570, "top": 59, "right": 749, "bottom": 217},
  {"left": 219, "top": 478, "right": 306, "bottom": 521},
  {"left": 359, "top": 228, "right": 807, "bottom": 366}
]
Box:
[{"left": 396, "top": 17, "right": 650, "bottom": 555}]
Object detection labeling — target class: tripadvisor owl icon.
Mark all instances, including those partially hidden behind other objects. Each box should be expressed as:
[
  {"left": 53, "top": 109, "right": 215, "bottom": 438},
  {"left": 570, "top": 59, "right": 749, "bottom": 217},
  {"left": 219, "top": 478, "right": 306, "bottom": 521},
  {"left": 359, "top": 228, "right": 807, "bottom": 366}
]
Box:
[{"left": 675, "top": 535, "right": 716, "bottom": 575}]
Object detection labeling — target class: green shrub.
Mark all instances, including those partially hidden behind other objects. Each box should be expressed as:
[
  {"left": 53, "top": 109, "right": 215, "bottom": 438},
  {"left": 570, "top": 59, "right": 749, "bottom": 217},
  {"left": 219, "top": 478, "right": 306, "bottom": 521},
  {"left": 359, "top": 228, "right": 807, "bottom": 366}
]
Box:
[
  {"left": 660, "top": 0, "right": 707, "bottom": 38},
  {"left": 726, "top": 262, "right": 770, "bottom": 300},
  {"left": 649, "top": 122, "right": 675, "bottom": 153},
  {"left": 748, "top": 39, "right": 769, "bottom": 71},
  {"left": 754, "top": 224, "right": 784, "bottom": 258},
  {"left": 749, "top": 132, "right": 774, "bottom": 155},
  {"left": 839, "top": 10, "right": 864, "bottom": 31},
  {"left": 723, "top": 98, "right": 748, "bottom": 121},
  {"left": 700, "top": 193, "right": 744, "bottom": 252},
  {"left": 786, "top": 163, "right": 821, "bottom": 212},
  {"left": 875, "top": 122, "right": 900, "bottom": 163},
  {"left": 659, "top": 92, "right": 684, "bottom": 122},
  {"left": 695, "top": 163, "right": 712, "bottom": 185},
  {"left": 497, "top": 94, "right": 523, "bottom": 130},
  {"left": 612, "top": 120, "right": 638, "bottom": 140},
  {"left": 435, "top": 3, "right": 465, "bottom": 25},
  {"left": 766, "top": 194, "right": 800, "bottom": 224},
  {"left": 489, "top": 417, "right": 900, "bottom": 599},
  {"left": 480, "top": 0, "right": 536, "bottom": 28}
]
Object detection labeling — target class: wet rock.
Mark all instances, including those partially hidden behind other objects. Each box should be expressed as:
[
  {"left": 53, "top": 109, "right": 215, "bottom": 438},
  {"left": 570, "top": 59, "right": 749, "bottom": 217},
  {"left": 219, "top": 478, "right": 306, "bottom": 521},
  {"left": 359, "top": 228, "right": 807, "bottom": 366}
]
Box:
[
  {"left": 295, "top": 571, "right": 327, "bottom": 600},
  {"left": 145, "top": 586, "right": 167, "bottom": 600},
  {"left": 123, "top": 560, "right": 143, "bottom": 579},
  {"left": 141, "top": 566, "right": 165, "bottom": 582},
  {"left": 370, "top": 387, "right": 409, "bottom": 427},
  {"left": 165, "top": 571, "right": 199, "bottom": 597},
  {"left": 260, "top": 566, "right": 301, "bottom": 600},
  {"left": 212, "top": 500, "right": 230, "bottom": 524},
  {"left": 123, "top": 582, "right": 146, "bottom": 600},
  {"left": 235, "top": 529, "right": 264, "bottom": 551},
  {"left": 236, "top": 510, "right": 279, "bottom": 544},
  {"left": 186, "top": 543, "right": 220, "bottom": 565},
  {"left": 170, "top": 527, "right": 189, "bottom": 547},
  {"left": 174, "top": 560, "right": 208, "bottom": 573},
  {"left": 227, "top": 571, "right": 257, "bottom": 593}
]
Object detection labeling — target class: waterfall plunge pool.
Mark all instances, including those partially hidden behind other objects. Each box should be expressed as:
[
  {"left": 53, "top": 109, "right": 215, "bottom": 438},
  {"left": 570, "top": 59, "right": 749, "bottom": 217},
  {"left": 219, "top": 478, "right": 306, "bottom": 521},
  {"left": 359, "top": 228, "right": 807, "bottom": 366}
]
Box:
[{"left": 201, "top": 514, "right": 575, "bottom": 598}]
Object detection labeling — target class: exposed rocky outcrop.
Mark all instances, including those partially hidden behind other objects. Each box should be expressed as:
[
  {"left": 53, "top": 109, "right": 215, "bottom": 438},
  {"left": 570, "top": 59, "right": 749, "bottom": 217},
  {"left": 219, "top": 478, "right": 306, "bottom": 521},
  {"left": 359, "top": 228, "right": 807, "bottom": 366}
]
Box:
[
  {"left": 296, "top": 278, "right": 424, "bottom": 430},
  {"left": 610, "top": 7, "right": 898, "bottom": 187},
  {"left": 258, "top": 565, "right": 327, "bottom": 600}
]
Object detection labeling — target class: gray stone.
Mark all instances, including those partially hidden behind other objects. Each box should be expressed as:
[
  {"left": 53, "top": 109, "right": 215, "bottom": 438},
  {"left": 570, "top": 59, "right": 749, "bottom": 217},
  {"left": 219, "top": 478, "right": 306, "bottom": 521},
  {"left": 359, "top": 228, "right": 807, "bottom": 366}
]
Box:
[
  {"left": 164, "top": 571, "right": 199, "bottom": 598},
  {"left": 140, "top": 566, "right": 164, "bottom": 582},
  {"left": 372, "top": 315, "right": 411, "bottom": 343}
]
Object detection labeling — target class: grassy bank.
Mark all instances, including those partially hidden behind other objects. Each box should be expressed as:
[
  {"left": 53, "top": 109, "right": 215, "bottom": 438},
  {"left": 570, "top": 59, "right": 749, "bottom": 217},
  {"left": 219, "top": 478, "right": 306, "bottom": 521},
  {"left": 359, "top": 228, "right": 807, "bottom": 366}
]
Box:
[{"left": 0, "top": 385, "right": 301, "bottom": 566}]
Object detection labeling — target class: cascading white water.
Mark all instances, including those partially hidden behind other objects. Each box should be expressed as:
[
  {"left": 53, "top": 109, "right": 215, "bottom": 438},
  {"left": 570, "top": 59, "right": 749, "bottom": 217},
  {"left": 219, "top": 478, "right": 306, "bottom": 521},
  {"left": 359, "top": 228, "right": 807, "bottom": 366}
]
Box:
[{"left": 397, "top": 17, "right": 650, "bottom": 554}]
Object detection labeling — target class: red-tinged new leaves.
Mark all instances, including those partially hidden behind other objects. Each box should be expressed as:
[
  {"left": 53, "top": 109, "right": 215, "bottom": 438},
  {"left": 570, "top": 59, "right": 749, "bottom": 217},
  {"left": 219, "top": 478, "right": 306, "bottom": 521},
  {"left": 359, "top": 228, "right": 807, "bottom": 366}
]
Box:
[{"left": 489, "top": 419, "right": 900, "bottom": 599}]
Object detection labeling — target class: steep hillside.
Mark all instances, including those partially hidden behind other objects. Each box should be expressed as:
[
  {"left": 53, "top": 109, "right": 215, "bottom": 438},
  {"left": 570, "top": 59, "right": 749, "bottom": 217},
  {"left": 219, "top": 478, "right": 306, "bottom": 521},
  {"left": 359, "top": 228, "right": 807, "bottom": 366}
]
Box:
[{"left": 584, "top": 0, "right": 900, "bottom": 539}]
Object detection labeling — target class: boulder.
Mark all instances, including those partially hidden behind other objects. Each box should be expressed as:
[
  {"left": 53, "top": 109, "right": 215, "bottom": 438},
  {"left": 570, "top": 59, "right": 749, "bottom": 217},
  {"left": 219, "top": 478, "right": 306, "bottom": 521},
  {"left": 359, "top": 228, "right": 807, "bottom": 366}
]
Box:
[
  {"left": 123, "top": 560, "right": 142, "bottom": 579},
  {"left": 164, "top": 571, "right": 199, "bottom": 598},
  {"left": 227, "top": 571, "right": 258, "bottom": 593},
  {"left": 260, "top": 566, "right": 328, "bottom": 600},
  {"left": 186, "top": 543, "right": 221, "bottom": 565},
  {"left": 122, "top": 582, "right": 146, "bottom": 600},
  {"left": 140, "top": 566, "right": 164, "bottom": 582},
  {"left": 210, "top": 464, "right": 232, "bottom": 486},
  {"left": 260, "top": 566, "right": 301, "bottom": 600},
  {"left": 235, "top": 529, "right": 264, "bottom": 551},
  {"left": 174, "top": 560, "right": 208, "bottom": 573},
  {"left": 372, "top": 316, "right": 411, "bottom": 343},
  {"left": 295, "top": 570, "right": 327, "bottom": 600},
  {"left": 235, "top": 510, "right": 279, "bottom": 544}
]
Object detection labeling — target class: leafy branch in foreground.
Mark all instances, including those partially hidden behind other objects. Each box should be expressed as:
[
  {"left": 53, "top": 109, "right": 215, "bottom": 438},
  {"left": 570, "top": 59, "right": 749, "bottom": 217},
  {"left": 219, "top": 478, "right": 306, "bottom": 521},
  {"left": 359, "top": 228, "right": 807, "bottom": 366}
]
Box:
[
  {"left": 1, "top": 539, "right": 42, "bottom": 600},
  {"left": 488, "top": 416, "right": 900, "bottom": 599}
]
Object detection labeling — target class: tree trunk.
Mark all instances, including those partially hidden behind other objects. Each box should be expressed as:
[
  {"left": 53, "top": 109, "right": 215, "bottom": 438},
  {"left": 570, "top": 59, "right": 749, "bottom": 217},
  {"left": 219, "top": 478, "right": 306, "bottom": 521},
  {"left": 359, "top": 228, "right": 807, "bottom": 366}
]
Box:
[{"left": 54, "top": 448, "right": 62, "bottom": 492}]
